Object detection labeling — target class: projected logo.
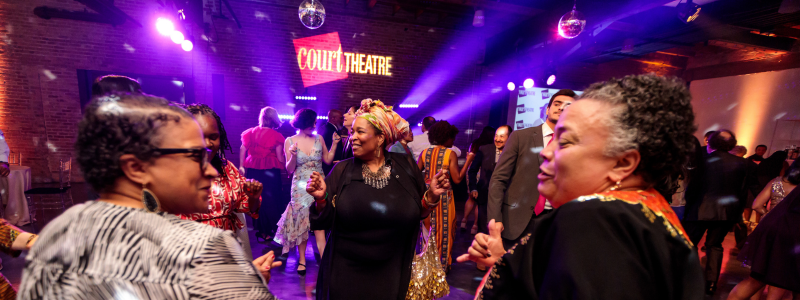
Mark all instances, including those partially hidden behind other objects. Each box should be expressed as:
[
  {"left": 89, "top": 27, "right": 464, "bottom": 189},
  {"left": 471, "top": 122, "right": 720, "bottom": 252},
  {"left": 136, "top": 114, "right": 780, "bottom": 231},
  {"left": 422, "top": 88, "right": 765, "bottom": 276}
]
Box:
[
  {"left": 293, "top": 32, "right": 393, "bottom": 87},
  {"left": 515, "top": 120, "right": 535, "bottom": 129},
  {"left": 516, "top": 104, "right": 536, "bottom": 114},
  {"left": 541, "top": 89, "right": 551, "bottom": 100}
]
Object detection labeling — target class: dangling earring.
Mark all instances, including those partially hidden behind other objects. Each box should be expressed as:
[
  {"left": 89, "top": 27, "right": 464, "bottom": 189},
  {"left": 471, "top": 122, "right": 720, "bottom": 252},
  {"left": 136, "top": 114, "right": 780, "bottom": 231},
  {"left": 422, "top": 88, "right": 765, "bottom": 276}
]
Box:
[
  {"left": 142, "top": 183, "right": 161, "bottom": 213},
  {"left": 609, "top": 180, "right": 622, "bottom": 191}
]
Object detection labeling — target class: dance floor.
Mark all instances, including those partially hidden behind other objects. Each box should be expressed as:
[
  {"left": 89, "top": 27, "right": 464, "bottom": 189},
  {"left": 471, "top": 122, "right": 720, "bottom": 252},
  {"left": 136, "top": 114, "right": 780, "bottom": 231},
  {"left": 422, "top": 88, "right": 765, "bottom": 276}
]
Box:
[{"left": 2, "top": 182, "right": 757, "bottom": 299}]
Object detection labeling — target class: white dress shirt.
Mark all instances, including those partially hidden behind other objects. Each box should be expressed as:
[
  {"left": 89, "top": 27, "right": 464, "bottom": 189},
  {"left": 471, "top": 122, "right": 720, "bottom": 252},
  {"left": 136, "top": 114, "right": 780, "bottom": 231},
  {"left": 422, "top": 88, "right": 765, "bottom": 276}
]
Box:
[
  {"left": 542, "top": 124, "right": 554, "bottom": 210},
  {"left": 0, "top": 129, "right": 9, "bottom": 162},
  {"left": 408, "top": 131, "right": 461, "bottom": 161}
]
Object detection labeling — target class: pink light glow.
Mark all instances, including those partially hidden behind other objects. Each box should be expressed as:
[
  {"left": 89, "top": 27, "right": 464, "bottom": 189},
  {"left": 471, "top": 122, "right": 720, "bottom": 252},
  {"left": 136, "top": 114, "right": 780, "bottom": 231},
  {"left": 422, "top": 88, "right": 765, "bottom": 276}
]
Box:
[
  {"left": 170, "top": 31, "right": 185, "bottom": 44},
  {"left": 156, "top": 18, "right": 174, "bottom": 36}
]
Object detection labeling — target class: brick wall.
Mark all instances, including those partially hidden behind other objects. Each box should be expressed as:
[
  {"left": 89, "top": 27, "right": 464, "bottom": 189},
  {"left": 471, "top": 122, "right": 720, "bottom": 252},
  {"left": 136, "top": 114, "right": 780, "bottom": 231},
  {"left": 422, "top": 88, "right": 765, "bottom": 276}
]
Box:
[{"left": 0, "top": 0, "right": 489, "bottom": 182}]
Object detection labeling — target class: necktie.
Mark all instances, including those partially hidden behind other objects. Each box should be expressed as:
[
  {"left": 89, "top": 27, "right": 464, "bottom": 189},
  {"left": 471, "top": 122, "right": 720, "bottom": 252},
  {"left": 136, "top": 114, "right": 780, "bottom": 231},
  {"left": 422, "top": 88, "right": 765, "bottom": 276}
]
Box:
[{"left": 534, "top": 136, "right": 553, "bottom": 215}]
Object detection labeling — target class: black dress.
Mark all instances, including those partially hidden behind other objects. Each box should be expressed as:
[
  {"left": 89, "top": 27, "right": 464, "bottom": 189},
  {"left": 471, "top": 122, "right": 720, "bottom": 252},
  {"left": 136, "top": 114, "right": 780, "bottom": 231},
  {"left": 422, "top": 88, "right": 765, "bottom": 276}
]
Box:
[
  {"left": 478, "top": 190, "right": 704, "bottom": 300},
  {"left": 310, "top": 152, "right": 426, "bottom": 300},
  {"left": 738, "top": 185, "right": 800, "bottom": 292}
]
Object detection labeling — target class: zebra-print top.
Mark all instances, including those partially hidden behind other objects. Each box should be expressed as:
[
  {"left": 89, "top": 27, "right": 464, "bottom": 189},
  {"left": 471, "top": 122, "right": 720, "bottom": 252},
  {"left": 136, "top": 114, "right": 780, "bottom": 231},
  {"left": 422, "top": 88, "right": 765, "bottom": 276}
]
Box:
[{"left": 18, "top": 201, "right": 278, "bottom": 300}]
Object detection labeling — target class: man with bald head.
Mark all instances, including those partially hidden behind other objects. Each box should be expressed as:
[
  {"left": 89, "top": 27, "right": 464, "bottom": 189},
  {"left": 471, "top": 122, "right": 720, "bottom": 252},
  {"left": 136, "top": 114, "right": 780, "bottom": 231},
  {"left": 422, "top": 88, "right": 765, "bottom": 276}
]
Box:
[{"left": 320, "top": 109, "right": 344, "bottom": 175}]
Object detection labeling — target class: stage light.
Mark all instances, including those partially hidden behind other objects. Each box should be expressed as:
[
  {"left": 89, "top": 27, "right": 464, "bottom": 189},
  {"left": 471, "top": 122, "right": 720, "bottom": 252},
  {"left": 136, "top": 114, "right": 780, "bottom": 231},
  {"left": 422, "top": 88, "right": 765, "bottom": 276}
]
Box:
[
  {"left": 507, "top": 82, "right": 515, "bottom": 91},
  {"left": 676, "top": 0, "right": 701, "bottom": 23},
  {"left": 156, "top": 18, "right": 175, "bottom": 36},
  {"left": 181, "top": 40, "right": 193, "bottom": 51},
  {"left": 523, "top": 78, "right": 534, "bottom": 89},
  {"left": 294, "top": 96, "right": 317, "bottom": 100},
  {"left": 317, "top": 116, "right": 328, "bottom": 120},
  {"left": 170, "top": 31, "right": 185, "bottom": 44},
  {"left": 472, "top": 10, "right": 485, "bottom": 28},
  {"left": 547, "top": 74, "right": 556, "bottom": 86},
  {"left": 279, "top": 114, "right": 294, "bottom": 120},
  {"left": 399, "top": 104, "right": 419, "bottom": 108}
]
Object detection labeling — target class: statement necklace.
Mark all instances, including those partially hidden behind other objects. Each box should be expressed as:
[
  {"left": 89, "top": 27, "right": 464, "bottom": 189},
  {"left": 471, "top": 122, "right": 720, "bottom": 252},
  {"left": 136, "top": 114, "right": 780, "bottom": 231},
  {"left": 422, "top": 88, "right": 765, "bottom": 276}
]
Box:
[{"left": 362, "top": 160, "right": 391, "bottom": 189}]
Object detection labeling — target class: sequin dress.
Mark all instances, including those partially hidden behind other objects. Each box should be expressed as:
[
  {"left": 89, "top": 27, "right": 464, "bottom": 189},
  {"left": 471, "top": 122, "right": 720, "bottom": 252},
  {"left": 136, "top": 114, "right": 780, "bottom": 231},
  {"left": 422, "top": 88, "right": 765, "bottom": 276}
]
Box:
[
  {"left": 768, "top": 179, "right": 787, "bottom": 211},
  {"left": 275, "top": 135, "right": 323, "bottom": 254}
]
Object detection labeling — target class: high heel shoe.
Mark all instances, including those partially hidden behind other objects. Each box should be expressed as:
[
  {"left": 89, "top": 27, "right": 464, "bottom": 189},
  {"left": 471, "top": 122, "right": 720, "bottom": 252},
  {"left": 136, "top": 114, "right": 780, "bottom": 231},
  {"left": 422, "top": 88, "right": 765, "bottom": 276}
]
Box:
[
  {"left": 297, "top": 263, "right": 307, "bottom": 276},
  {"left": 460, "top": 220, "right": 468, "bottom": 231},
  {"left": 471, "top": 225, "right": 478, "bottom": 235}
]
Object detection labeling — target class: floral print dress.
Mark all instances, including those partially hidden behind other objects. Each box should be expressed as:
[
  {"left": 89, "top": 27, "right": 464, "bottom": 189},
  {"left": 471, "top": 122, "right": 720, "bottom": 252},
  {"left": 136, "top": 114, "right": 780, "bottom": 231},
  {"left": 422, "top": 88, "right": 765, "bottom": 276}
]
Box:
[{"left": 275, "top": 135, "right": 323, "bottom": 254}]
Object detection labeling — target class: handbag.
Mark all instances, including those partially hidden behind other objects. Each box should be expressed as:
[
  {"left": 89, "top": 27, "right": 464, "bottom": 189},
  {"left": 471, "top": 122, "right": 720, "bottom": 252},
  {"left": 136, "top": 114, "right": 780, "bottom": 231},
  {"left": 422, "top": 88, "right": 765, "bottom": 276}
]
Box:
[{"left": 406, "top": 222, "right": 450, "bottom": 300}]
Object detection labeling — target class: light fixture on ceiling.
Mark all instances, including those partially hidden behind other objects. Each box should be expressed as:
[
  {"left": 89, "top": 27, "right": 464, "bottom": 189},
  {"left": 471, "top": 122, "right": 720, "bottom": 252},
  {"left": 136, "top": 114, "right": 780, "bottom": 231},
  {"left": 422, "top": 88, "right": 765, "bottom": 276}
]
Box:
[
  {"left": 676, "top": 0, "right": 701, "bottom": 23},
  {"left": 473, "top": 9, "right": 485, "bottom": 27},
  {"left": 507, "top": 82, "right": 516, "bottom": 91},
  {"left": 299, "top": 0, "right": 326, "bottom": 29},
  {"left": 558, "top": 0, "right": 586, "bottom": 39},
  {"left": 523, "top": 78, "right": 534, "bottom": 89}
]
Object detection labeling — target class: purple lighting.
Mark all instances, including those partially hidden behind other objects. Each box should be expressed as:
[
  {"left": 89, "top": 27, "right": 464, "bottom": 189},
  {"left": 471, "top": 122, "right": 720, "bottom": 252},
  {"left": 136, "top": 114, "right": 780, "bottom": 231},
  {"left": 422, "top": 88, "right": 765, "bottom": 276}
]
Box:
[
  {"left": 181, "top": 40, "right": 193, "bottom": 51},
  {"left": 547, "top": 75, "right": 556, "bottom": 85},
  {"left": 156, "top": 18, "right": 175, "bottom": 36},
  {"left": 170, "top": 31, "right": 185, "bottom": 44},
  {"left": 523, "top": 78, "right": 534, "bottom": 89},
  {"left": 507, "top": 82, "right": 515, "bottom": 91}
]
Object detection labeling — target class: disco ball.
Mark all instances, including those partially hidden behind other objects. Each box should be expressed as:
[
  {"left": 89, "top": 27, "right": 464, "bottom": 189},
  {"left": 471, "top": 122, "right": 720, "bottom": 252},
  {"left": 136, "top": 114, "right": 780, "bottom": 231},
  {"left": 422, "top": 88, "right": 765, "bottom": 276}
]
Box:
[
  {"left": 558, "top": 9, "right": 586, "bottom": 39},
  {"left": 299, "top": 0, "right": 326, "bottom": 29}
]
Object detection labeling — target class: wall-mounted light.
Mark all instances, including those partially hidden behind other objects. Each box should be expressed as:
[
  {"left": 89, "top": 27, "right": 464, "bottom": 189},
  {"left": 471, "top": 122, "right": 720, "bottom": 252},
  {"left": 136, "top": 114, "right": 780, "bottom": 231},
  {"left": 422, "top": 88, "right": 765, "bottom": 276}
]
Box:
[
  {"left": 295, "top": 96, "right": 317, "bottom": 100},
  {"left": 399, "top": 104, "right": 419, "bottom": 108}
]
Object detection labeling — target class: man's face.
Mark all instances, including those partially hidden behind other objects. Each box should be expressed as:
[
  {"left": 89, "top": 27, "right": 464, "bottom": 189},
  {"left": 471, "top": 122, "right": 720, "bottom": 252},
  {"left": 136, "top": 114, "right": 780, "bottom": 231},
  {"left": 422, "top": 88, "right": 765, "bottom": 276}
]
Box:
[
  {"left": 546, "top": 95, "right": 575, "bottom": 124},
  {"left": 494, "top": 127, "right": 510, "bottom": 150},
  {"left": 330, "top": 112, "right": 344, "bottom": 127},
  {"left": 756, "top": 146, "right": 767, "bottom": 156}
]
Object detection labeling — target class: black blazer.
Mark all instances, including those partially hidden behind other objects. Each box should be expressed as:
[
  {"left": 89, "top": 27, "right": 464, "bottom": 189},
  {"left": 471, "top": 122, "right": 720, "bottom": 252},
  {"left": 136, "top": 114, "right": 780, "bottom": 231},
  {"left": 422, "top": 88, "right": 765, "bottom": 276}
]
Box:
[
  {"left": 684, "top": 150, "right": 750, "bottom": 221},
  {"left": 320, "top": 122, "right": 344, "bottom": 175},
  {"left": 468, "top": 144, "right": 499, "bottom": 202}
]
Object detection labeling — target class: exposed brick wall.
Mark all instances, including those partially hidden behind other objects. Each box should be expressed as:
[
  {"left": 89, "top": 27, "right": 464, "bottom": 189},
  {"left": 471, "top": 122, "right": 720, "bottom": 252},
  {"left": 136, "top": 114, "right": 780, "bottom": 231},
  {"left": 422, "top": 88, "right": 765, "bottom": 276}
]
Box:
[{"left": 0, "top": 0, "right": 488, "bottom": 182}]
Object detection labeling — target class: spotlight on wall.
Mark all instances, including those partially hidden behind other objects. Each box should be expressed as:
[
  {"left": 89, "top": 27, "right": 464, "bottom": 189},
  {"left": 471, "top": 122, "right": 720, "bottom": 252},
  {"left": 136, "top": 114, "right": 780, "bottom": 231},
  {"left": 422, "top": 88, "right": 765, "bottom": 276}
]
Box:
[
  {"left": 398, "top": 104, "right": 419, "bottom": 108},
  {"left": 676, "top": 0, "right": 701, "bottom": 23},
  {"left": 156, "top": 18, "right": 175, "bottom": 36},
  {"left": 472, "top": 9, "right": 485, "bottom": 27},
  {"left": 170, "top": 31, "right": 185, "bottom": 44},
  {"left": 507, "top": 82, "right": 516, "bottom": 91},
  {"left": 294, "top": 96, "right": 317, "bottom": 100},
  {"left": 523, "top": 78, "right": 534, "bottom": 89},
  {"left": 181, "top": 40, "right": 193, "bottom": 51},
  {"left": 546, "top": 75, "right": 556, "bottom": 86}
]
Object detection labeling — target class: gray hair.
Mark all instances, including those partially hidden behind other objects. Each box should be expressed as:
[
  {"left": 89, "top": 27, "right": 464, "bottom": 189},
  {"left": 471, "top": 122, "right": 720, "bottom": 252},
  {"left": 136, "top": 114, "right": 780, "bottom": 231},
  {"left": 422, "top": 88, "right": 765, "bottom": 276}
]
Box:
[{"left": 578, "top": 86, "right": 638, "bottom": 158}]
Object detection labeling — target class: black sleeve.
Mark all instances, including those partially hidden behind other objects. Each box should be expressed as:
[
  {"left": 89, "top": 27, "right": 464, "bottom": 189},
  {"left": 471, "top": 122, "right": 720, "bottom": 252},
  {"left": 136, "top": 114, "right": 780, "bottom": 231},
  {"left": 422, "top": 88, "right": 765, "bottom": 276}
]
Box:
[
  {"left": 321, "top": 124, "right": 334, "bottom": 150},
  {"left": 309, "top": 160, "right": 347, "bottom": 230},
  {"left": 468, "top": 147, "right": 483, "bottom": 191}
]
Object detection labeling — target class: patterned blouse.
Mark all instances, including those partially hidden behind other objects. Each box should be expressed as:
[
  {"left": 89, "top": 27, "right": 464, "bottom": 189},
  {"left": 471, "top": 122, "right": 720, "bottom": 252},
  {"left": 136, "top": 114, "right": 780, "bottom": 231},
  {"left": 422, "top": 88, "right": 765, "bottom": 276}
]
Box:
[
  {"left": 0, "top": 218, "right": 23, "bottom": 300},
  {"left": 18, "top": 201, "right": 277, "bottom": 300},
  {"left": 179, "top": 162, "right": 260, "bottom": 231}
]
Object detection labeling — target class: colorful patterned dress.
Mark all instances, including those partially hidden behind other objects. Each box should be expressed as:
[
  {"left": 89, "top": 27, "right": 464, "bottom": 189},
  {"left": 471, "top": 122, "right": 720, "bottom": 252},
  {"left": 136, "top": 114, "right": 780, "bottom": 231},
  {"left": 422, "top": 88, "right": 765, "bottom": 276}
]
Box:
[
  {"left": 0, "top": 218, "right": 23, "bottom": 300},
  {"left": 421, "top": 145, "right": 456, "bottom": 272},
  {"left": 179, "top": 162, "right": 259, "bottom": 231},
  {"left": 275, "top": 135, "right": 323, "bottom": 254}
]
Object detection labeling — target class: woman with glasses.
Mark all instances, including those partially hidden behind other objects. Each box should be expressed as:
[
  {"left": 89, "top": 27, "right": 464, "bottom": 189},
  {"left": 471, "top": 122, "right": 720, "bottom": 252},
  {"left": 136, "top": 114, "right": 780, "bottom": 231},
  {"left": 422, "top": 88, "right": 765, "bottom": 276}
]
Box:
[
  {"left": 18, "top": 94, "right": 279, "bottom": 299},
  {"left": 177, "top": 104, "right": 263, "bottom": 236}
]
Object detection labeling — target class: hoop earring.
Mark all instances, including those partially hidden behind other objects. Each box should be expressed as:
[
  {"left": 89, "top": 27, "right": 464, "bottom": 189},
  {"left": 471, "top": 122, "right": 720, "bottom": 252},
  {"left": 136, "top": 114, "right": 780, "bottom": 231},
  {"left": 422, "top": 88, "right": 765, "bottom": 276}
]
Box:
[
  {"left": 142, "top": 183, "right": 161, "bottom": 213},
  {"left": 609, "top": 180, "right": 622, "bottom": 191}
]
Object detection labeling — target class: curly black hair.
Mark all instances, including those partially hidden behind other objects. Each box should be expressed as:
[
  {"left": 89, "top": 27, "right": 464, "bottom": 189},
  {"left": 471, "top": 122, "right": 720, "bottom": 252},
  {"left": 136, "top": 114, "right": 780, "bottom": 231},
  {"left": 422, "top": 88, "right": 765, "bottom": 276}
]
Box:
[
  {"left": 181, "top": 103, "right": 232, "bottom": 179},
  {"left": 76, "top": 93, "right": 192, "bottom": 192},
  {"left": 291, "top": 108, "right": 317, "bottom": 130},
  {"left": 579, "top": 74, "right": 697, "bottom": 197},
  {"left": 91, "top": 75, "right": 142, "bottom": 97},
  {"left": 428, "top": 120, "right": 459, "bottom": 145}
]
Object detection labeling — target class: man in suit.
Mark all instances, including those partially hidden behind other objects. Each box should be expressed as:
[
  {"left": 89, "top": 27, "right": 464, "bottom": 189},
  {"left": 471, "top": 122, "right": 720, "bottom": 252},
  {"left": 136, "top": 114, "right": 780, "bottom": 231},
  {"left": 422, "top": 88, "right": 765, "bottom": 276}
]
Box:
[
  {"left": 468, "top": 125, "right": 513, "bottom": 235},
  {"left": 488, "top": 89, "right": 575, "bottom": 248},
  {"left": 682, "top": 129, "right": 750, "bottom": 295},
  {"left": 320, "top": 109, "right": 344, "bottom": 175},
  {"left": 339, "top": 104, "right": 359, "bottom": 161}
]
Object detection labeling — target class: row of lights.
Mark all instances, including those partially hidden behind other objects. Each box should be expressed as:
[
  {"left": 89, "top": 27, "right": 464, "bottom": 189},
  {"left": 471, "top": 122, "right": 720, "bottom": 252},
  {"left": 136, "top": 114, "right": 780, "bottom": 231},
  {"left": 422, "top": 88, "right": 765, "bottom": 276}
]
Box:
[
  {"left": 295, "top": 96, "right": 317, "bottom": 100},
  {"left": 506, "top": 75, "right": 557, "bottom": 91},
  {"left": 156, "top": 17, "right": 193, "bottom": 51},
  {"left": 278, "top": 114, "right": 329, "bottom": 120},
  {"left": 398, "top": 104, "right": 419, "bottom": 108}
]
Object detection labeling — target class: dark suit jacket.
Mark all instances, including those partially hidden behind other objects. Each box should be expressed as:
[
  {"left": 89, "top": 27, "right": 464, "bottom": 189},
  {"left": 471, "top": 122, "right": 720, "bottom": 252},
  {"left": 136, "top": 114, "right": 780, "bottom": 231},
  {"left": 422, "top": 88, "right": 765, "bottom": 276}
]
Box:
[
  {"left": 684, "top": 150, "right": 750, "bottom": 221},
  {"left": 468, "top": 144, "right": 498, "bottom": 205},
  {"left": 320, "top": 122, "right": 344, "bottom": 176},
  {"left": 488, "top": 125, "right": 545, "bottom": 240}
]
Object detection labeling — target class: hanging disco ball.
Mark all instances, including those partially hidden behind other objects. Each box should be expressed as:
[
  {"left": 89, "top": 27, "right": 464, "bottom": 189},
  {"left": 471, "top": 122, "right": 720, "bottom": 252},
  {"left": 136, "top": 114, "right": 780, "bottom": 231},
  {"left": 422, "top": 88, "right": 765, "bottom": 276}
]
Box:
[
  {"left": 558, "top": 9, "right": 586, "bottom": 39},
  {"left": 299, "top": 0, "right": 326, "bottom": 29}
]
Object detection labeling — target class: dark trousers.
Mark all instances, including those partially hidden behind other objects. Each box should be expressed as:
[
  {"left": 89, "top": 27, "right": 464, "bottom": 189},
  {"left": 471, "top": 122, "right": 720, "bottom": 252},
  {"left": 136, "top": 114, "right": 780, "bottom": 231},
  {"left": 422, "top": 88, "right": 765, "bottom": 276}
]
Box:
[
  {"left": 682, "top": 220, "right": 735, "bottom": 284},
  {"left": 247, "top": 168, "right": 285, "bottom": 236},
  {"left": 475, "top": 189, "right": 489, "bottom": 234}
]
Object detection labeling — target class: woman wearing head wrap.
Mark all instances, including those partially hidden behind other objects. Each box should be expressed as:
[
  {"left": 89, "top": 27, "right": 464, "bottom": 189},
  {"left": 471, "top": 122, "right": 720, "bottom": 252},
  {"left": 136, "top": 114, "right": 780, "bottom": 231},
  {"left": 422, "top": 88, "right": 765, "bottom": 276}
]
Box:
[{"left": 307, "top": 99, "right": 451, "bottom": 300}]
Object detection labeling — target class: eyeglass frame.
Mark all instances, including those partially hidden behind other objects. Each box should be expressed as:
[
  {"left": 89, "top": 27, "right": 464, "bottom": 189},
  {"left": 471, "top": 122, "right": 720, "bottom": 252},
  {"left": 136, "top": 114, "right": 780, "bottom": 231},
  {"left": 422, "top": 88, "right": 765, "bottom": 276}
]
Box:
[{"left": 151, "top": 148, "right": 213, "bottom": 174}]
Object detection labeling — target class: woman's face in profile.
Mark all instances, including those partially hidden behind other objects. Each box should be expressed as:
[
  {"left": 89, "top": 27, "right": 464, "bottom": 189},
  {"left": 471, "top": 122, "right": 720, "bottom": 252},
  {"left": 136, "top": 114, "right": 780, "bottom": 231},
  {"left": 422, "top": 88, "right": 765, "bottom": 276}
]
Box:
[
  {"left": 146, "top": 118, "right": 219, "bottom": 214},
  {"left": 538, "top": 100, "right": 620, "bottom": 208},
  {"left": 343, "top": 108, "right": 356, "bottom": 131}
]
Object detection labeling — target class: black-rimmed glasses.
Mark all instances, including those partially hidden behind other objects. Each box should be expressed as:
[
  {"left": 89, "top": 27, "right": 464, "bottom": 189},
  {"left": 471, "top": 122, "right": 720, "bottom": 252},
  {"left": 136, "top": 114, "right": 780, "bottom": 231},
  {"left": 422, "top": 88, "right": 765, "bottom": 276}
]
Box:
[{"left": 152, "top": 148, "right": 213, "bottom": 174}]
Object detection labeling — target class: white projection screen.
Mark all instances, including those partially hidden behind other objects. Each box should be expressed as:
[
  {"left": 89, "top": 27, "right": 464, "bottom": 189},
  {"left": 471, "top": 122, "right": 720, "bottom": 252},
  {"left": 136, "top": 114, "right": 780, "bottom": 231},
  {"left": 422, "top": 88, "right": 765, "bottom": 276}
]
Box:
[{"left": 506, "top": 87, "right": 583, "bottom": 131}]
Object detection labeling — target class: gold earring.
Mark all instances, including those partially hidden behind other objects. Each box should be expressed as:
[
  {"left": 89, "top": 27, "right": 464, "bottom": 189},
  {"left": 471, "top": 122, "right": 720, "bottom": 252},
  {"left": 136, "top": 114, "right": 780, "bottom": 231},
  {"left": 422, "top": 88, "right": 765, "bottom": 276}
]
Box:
[
  {"left": 142, "top": 183, "right": 161, "bottom": 213},
  {"left": 609, "top": 180, "right": 622, "bottom": 191}
]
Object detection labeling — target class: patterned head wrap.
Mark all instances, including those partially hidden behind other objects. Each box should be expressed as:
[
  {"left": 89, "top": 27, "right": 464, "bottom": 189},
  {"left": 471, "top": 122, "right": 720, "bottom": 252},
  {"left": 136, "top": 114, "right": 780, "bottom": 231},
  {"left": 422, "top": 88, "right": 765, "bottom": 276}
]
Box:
[{"left": 355, "top": 98, "right": 408, "bottom": 146}]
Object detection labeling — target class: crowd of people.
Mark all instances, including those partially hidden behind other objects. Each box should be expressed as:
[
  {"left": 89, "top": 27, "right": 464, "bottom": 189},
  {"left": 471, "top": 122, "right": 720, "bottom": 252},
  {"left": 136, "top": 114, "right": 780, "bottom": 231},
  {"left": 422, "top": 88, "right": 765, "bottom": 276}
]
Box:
[{"left": 0, "top": 73, "right": 796, "bottom": 300}]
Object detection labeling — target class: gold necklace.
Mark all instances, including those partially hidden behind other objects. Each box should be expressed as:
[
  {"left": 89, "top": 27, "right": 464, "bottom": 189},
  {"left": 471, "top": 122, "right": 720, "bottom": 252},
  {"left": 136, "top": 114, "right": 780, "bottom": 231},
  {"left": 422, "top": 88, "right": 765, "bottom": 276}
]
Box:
[{"left": 362, "top": 160, "right": 391, "bottom": 189}]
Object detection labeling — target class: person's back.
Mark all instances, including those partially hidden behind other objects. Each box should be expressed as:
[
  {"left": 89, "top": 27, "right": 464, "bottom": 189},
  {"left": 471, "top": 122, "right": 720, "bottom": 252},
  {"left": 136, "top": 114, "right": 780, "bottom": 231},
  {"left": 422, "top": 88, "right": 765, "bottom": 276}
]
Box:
[
  {"left": 697, "top": 150, "right": 748, "bottom": 220},
  {"left": 19, "top": 201, "right": 275, "bottom": 299}
]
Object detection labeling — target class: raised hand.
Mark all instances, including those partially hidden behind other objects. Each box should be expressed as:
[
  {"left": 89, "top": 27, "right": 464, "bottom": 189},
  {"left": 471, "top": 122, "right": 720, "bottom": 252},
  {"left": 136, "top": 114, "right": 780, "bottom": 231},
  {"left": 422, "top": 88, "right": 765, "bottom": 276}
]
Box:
[
  {"left": 244, "top": 179, "right": 263, "bottom": 200},
  {"left": 456, "top": 219, "right": 506, "bottom": 267},
  {"left": 306, "top": 171, "right": 327, "bottom": 200},
  {"left": 466, "top": 152, "right": 477, "bottom": 162},
  {"left": 289, "top": 143, "right": 298, "bottom": 157},
  {"left": 429, "top": 169, "right": 451, "bottom": 197},
  {"left": 332, "top": 132, "right": 341, "bottom": 144},
  {"left": 470, "top": 190, "right": 478, "bottom": 199},
  {"left": 253, "top": 251, "right": 283, "bottom": 283},
  {"left": 238, "top": 166, "right": 246, "bottom": 176}
]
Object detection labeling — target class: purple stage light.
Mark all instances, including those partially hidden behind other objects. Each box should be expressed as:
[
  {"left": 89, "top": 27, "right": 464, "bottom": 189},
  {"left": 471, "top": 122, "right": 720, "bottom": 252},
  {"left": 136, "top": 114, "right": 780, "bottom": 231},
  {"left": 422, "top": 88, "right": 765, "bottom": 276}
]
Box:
[
  {"left": 547, "top": 75, "right": 556, "bottom": 85},
  {"left": 171, "top": 31, "right": 185, "bottom": 44},
  {"left": 181, "top": 40, "right": 193, "bottom": 51},
  {"left": 156, "top": 18, "right": 175, "bottom": 36},
  {"left": 507, "top": 82, "right": 515, "bottom": 91},
  {"left": 523, "top": 78, "right": 534, "bottom": 89}
]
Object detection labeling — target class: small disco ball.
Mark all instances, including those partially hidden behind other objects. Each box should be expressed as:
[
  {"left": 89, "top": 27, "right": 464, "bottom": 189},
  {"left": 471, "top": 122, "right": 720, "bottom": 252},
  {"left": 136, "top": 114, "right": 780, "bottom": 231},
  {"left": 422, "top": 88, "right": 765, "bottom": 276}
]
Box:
[
  {"left": 299, "top": 0, "right": 326, "bottom": 29},
  {"left": 558, "top": 9, "right": 586, "bottom": 39}
]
